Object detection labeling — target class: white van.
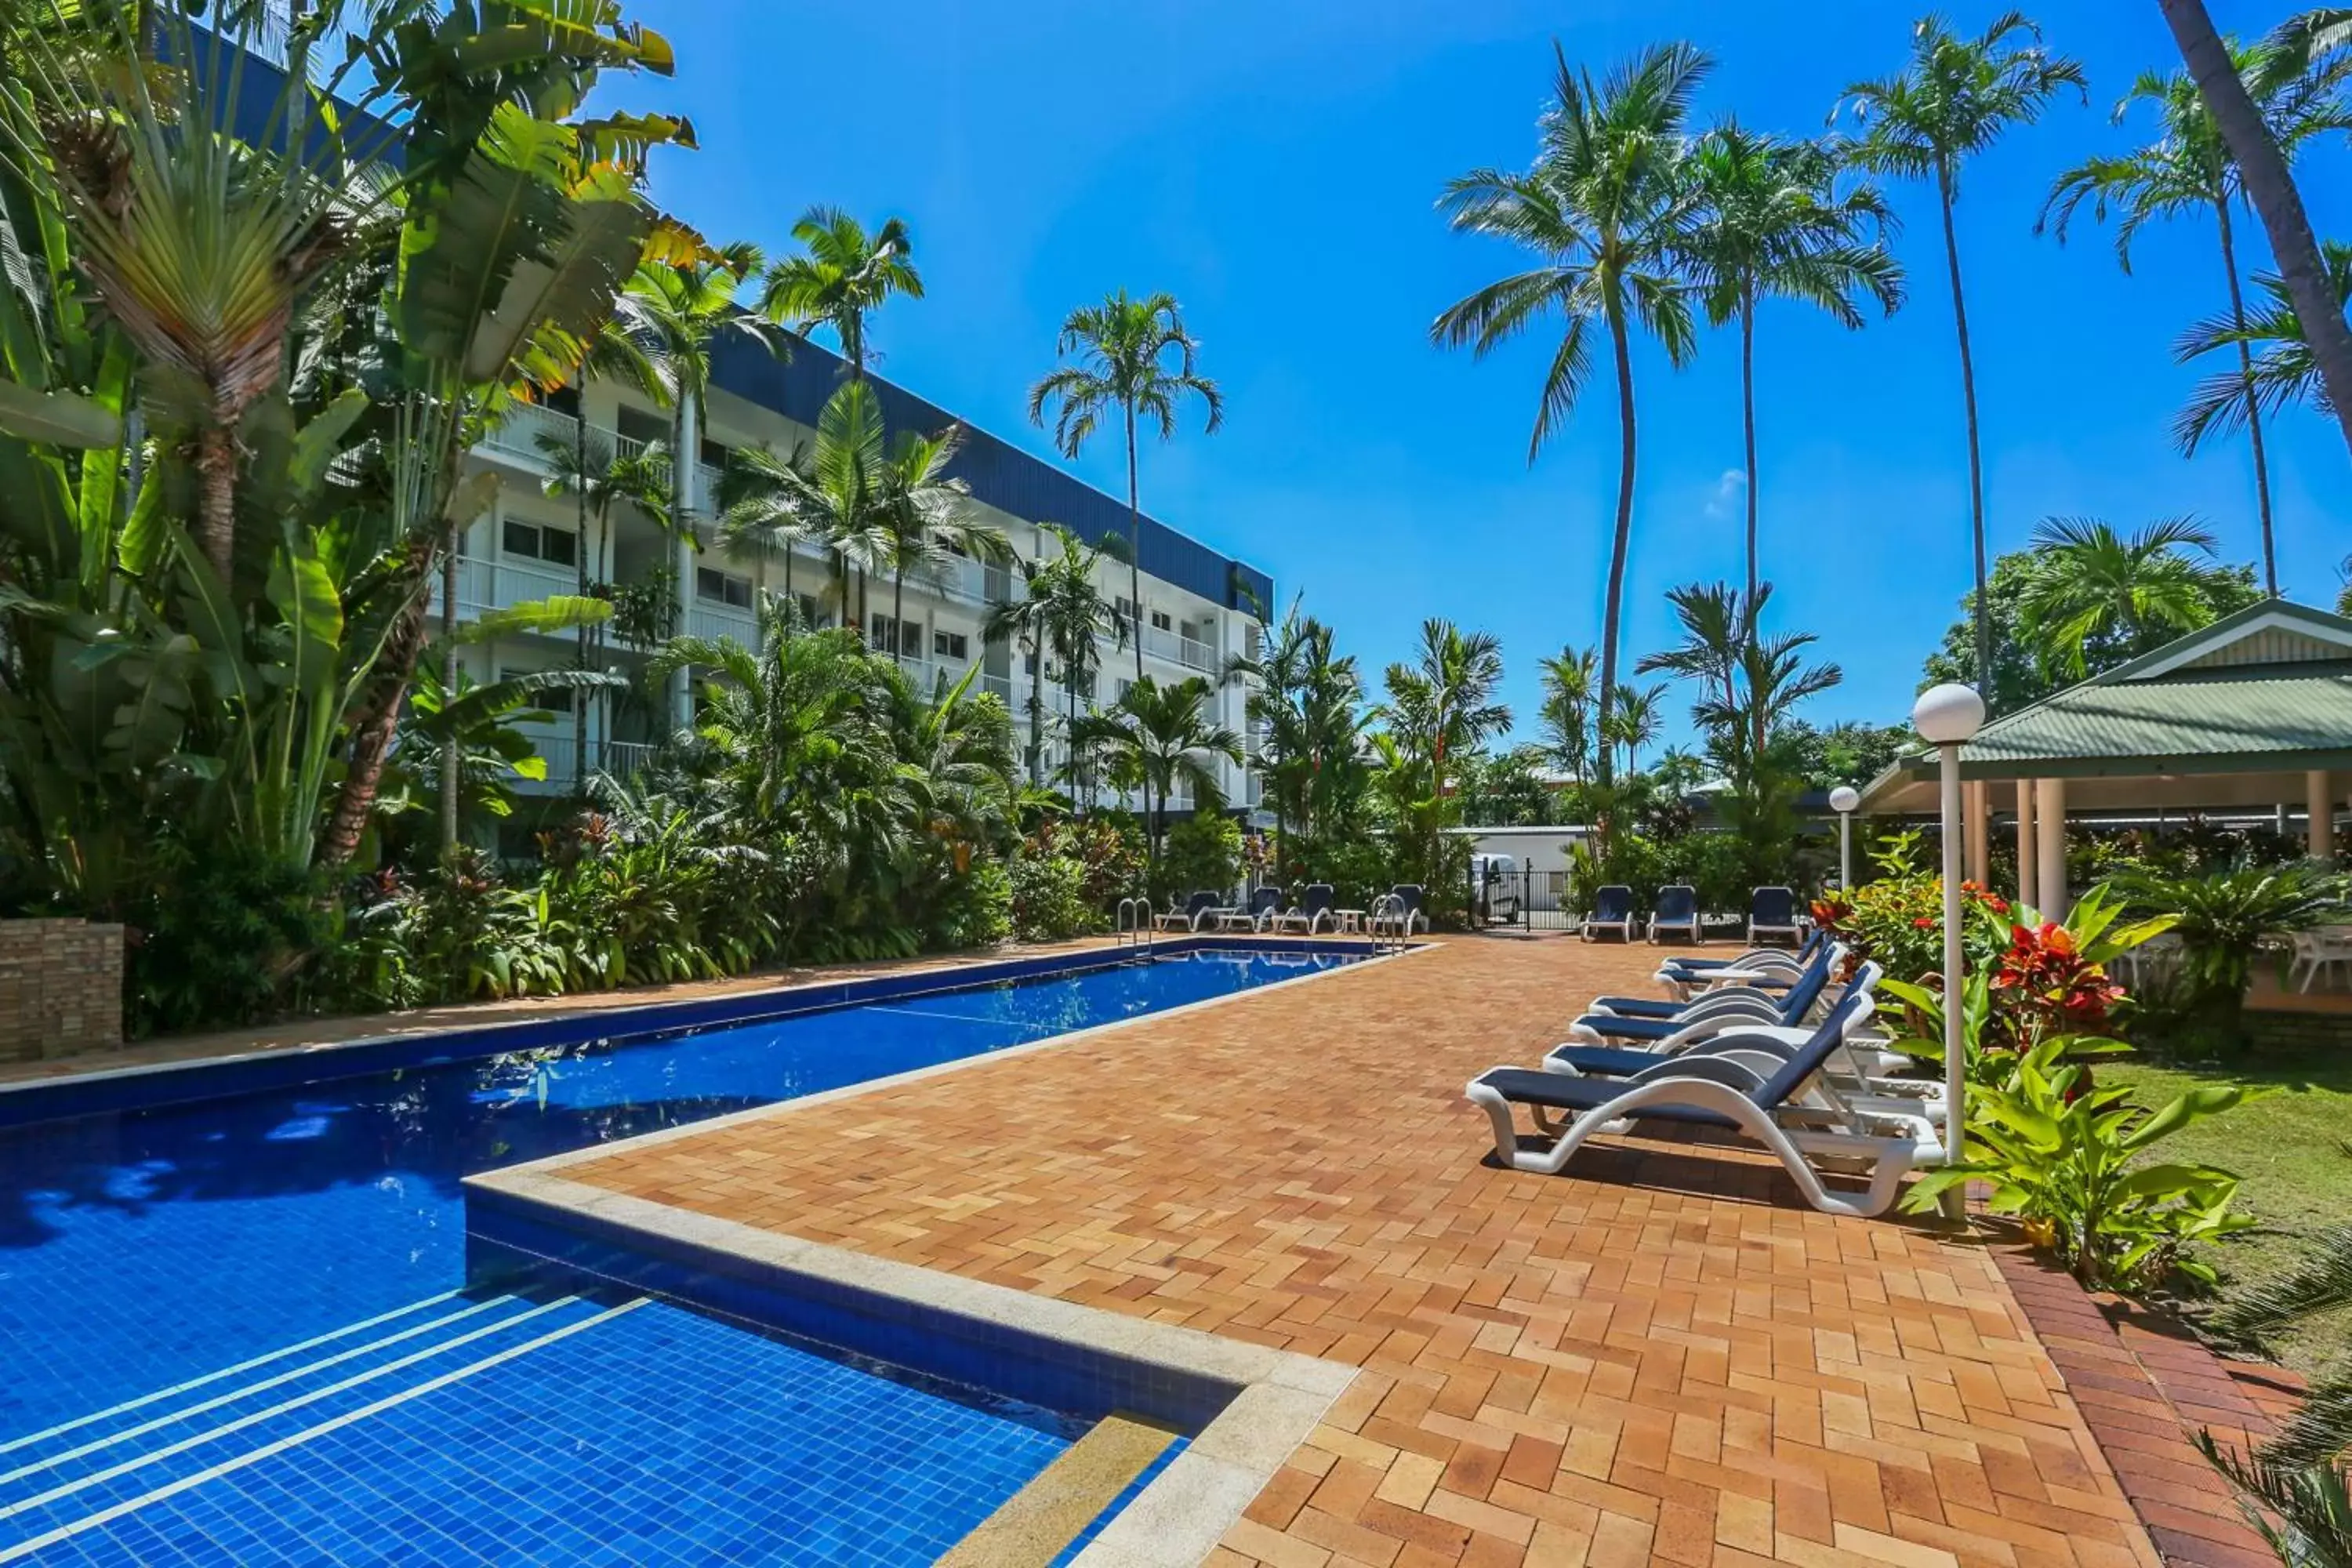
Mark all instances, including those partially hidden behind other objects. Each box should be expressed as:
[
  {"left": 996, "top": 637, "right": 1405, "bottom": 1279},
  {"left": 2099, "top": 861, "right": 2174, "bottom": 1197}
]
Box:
[{"left": 1468, "top": 853, "right": 1520, "bottom": 923}]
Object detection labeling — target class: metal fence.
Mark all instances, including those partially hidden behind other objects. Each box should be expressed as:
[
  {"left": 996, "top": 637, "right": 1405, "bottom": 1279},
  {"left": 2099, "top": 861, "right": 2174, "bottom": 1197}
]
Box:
[{"left": 1470, "top": 867, "right": 1577, "bottom": 931}]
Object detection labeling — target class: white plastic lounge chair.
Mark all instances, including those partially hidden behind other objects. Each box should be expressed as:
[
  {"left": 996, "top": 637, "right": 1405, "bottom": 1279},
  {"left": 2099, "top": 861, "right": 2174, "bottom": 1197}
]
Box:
[
  {"left": 1465, "top": 993, "right": 1943, "bottom": 1218},
  {"left": 1155, "top": 891, "right": 1219, "bottom": 932},
  {"left": 1270, "top": 884, "right": 1336, "bottom": 935},
  {"left": 1220, "top": 887, "right": 1284, "bottom": 932},
  {"left": 1654, "top": 929, "right": 1828, "bottom": 1000},
  {"left": 1385, "top": 885, "right": 1426, "bottom": 935},
  {"left": 1577, "top": 947, "right": 1842, "bottom": 1043},
  {"left": 1648, "top": 884, "right": 1700, "bottom": 946},
  {"left": 1747, "top": 886, "right": 1803, "bottom": 946},
  {"left": 1581, "top": 885, "right": 1636, "bottom": 943}
]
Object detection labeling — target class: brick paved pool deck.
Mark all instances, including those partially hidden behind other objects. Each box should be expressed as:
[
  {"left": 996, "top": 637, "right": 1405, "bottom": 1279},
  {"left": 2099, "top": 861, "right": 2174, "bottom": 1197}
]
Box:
[{"left": 568, "top": 935, "right": 2180, "bottom": 1568}]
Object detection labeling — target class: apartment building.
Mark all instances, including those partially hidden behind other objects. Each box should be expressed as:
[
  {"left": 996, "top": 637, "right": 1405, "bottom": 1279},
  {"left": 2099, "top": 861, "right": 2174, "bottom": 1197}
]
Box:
[{"left": 434, "top": 332, "right": 1272, "bottom": 816}]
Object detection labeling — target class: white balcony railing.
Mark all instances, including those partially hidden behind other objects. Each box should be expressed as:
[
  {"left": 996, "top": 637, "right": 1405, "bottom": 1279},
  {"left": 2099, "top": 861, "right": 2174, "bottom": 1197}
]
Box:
[
  {"left": 980, "top": 672, "right": 1014, "bottom": 705},
  {"left": 426, "top": 557, "right": 581, "bottom": 628},
  {"left": 511, "top": 735, "right": 661, "bottom": 794},
  {"left": 1129, "top": 622, "right": 1217, "bottom": 673},
  {"left": 478, "top": 401, "right": 581, "bottom": 466},
  {"left": 684, "top": 600, "right": 758, "bottom": 646}
]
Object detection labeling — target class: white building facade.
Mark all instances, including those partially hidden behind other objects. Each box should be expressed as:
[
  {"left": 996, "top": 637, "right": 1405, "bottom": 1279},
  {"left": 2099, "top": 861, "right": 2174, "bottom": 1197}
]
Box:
[{"left": 431, "top": 334, "right": 1271, "bottom": 818}]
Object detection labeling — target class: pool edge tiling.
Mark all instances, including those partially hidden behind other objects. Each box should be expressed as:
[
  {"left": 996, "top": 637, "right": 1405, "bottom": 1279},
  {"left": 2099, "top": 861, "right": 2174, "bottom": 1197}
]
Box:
[{"left": 465, "top": 1171, "right": 1359, "bottom": 1568}]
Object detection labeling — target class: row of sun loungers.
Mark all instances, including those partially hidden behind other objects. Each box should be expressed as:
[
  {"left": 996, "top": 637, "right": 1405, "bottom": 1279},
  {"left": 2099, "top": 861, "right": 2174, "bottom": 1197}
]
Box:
[
  {"left": 1581, "top": 884, "right": 1806, "bottom": 946},
  {"left": 1464, "top": 938, "right": 1948, "bottom": 1218},
  {"left": 1150, "top": 884, "right": 1428, "bottom": 935}
]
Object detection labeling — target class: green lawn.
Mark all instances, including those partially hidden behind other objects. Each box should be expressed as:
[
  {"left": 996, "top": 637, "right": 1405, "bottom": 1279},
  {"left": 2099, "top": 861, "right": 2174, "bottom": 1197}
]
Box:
[{"left": 2106, "top": 1048, "right": 2352, "bottom": 1376}]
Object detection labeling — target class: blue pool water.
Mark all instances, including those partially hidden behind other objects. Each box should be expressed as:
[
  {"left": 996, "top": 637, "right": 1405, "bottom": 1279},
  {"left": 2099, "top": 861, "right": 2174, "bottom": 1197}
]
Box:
[{"left": 0, "top": 948, "right": 1345, "bottom": 1563}]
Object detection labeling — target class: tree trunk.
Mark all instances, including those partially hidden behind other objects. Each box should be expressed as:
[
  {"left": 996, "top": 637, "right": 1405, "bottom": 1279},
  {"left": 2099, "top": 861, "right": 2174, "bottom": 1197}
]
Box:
[
  {"left": 1595, "top": 296, "right": 1638, "bottom": 806},
  {"left": 194, "top": 421, "right": 238, "bottom": 583},
  {"left": 782, "top": 544, "right": 794, "bottom": 634},
  {"left": 2163, "top": 0, "right": 2352, "bottom": 459},
  {"left": 573, "top": 413, "right": 590, "bottom": 790},
  {"left": 438, "top": 526, "right": 460, "bottom": 854},
  {"left": 1740, "top": 289, "right": 1760, "bottom": 608},
  {"left": 1124, "top": 402, "right": 1145, "bottom": 686},
  {"left": 1937, "top": 163, "right": 1993, "bottom": 702},
  {"left": 1028, "top": 634, "right": 1045, "bottom": 786},
  {"left": 892, "top": 568, "right": 906, "bottom": 664},
  {"left": 2213, "top": 198, "right": 2278, "bottom": 595},
  {"left": 318, "top": 533, "right": 437, "bottom": 869}
]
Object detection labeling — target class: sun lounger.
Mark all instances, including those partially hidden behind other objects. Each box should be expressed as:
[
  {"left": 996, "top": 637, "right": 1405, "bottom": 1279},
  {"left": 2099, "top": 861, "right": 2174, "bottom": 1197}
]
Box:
[
  {"left": 1155, "top": 891, "right": 1220, "bottom": 932},
  {"left": 1581, "top": 884, "right": 1636, "bottom": 942},
  {"left": 1220, "top": 886, "right": 1284, "bottom": 932},
  {"left": 1465, "top": 993, "right": 1943, "bottom": 1218},
  {"left": 1748, "top": 886, "right": 1803, "bottom": 946},
  {"left": 1647, "top": 884, "right": 1700, "bottom": 946},
  {"left": 1270, "top": 884, "right": 1336, "bottom": 935}
]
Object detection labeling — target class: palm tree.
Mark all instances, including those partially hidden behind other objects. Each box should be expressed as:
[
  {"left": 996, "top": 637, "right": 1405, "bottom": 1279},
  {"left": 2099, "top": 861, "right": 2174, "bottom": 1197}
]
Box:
[
  {"left": 1071, "top": 675, "right": 1243, "bottom": 865},
  {"left": 1432, "top": 40, "right": 1709, "bottom": 790},
  {"left": 624, "top": 243, "right": 784, "bottom": 557},
  {"left": 2016, "top": 515, "right": 2235, "bottom": 677},
  {"left": 1602, "top": 681, "right": 1665, "bottom": 776},
  {"left": 1638, "top": 583, "right": 1753, "bottom": 720},
  {"left": 1027, "top": 290, "right": 1224, "bottom": 685},
  {"left": 1681, "top": 126, "right": 1904, "bottom": 601},
  {"left": 866, "top": 422, "right": 1011, "bottom": 670},
  {"left": 1229, "top": 597, "right": 1369, "bottom": 874},
  {"left": 760, "top": 206, "right": 922, "bottom": 380},
  {"left": 2161, "top": 0, "right": 2352, "bottom": 458},
  {"left": 2176, "top": 240, "right": 2352, "bottom": 461},
  {"left": 713, "top": 442, "right": 822, "bottom": 621},
  {"left": 2041, "top": 45, "right": 2351, "bottom": 594},
  {"left": 1380, "top": 619, "right": 1511, "bottom": 881},
  {"left": 1034, "top": 528, "right": 1129, "bottom": 801},
  {"left": 1838, "top": 12, "right": 2086, "bottom": 699},
  {"left": 982, "top": 536, "right": 1071, "bottom": 787},
  {"left": 1537, "top": 645, "right": 1598, "bottom": 787}
]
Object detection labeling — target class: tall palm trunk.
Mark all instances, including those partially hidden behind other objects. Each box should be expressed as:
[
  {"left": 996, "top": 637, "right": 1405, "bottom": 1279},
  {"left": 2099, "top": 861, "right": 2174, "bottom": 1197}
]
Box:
[
  {"left": 891, "top": 568, "right": 906, "bottom": 664},
  {"left": 194, "top": 422, "right": 238, "bottom": 583},
  {"left": 2162, "top": 0, "right": 2352, "bottom": 459},
  {"left": 1595, "top": 295, "right": 1637, "bottom": 804},
  {"left": 2213, "top": 198, "right": 2278, "bottom": 595},
  {"left": 1740, "top": 285, "right": 1760, "bottom": 608},
  {"left": 782, "top": 545, "right": 794, "bottom": 634},
  {"left": 573, "top": 414, "right": 590, "bottom": 789},
  {"left": 438, "top": 520, "right": 460, "bottom": 852},
  {"left": 1123, "top": 402, "right": 1145, "bottom": 685},
  {"left": 1936, "top": 162, "right": 1992, "bottom": 699},
  {"left": 1027, "top": 635, "right": 1045, "bottom": 786},
  {"left": 321, "top": 532, "right": 436, "bottom": 869}
]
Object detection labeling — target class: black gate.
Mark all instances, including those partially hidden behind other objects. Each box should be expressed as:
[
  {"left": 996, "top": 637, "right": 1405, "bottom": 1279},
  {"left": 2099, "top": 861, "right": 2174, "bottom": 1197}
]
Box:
[{"left": 1471, "top": 866, "right": 1575, "bottom": 931}]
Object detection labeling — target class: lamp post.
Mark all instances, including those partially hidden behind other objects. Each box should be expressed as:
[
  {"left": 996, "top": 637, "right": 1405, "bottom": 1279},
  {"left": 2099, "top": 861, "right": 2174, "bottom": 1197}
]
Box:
[
  {"left": 1829, "top": 786, "right": 1860, "bottom": 890},
  {"left": 1912, "top": 683, "right": 1985, "bottom": 1219}
]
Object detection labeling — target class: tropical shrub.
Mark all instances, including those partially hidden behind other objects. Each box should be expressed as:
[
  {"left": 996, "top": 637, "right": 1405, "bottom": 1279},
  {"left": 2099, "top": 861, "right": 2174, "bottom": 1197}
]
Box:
[
  {"left": 1905, "top": 1039, "right": 2264, "bottom": 1293},
  {"left": 1008, "top": 844, "right": 1098, "bottom": 943},
  {"left": 1156, "top": 814, "right": 1243, "bottom": 902},
  {"left": 2119, "top": 863, "right": 2351, "bottom": 1052},
  {"left": 1054, "top": 816, "right": 1147, "bottom": 911},
  {"left": 927, "top": 858, "right": 1012, "bottom": 950},
  {"left": 124, "top": 840, "right": 334, "bottom": 1038}
]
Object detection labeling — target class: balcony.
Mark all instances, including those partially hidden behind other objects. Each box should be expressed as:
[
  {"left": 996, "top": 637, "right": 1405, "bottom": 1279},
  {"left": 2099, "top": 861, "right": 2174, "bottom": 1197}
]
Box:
[
  {"left": 1131, "top": 622, "right": 1217, "bottom": 673},
  {"left": 684, "top": 599, "right": 759, "bottom": 646},
  {"left": 426, "top": 557, "right": 584, "bottom": 629},
  {"left": 510, "top": 735, "right": 661, "bottom": 794},
  {"left": 477, "top": 401, "right": 579, "bottom": 467},
  {"left": 980, "top": 672, "right": 1014, "bottom": 705}
]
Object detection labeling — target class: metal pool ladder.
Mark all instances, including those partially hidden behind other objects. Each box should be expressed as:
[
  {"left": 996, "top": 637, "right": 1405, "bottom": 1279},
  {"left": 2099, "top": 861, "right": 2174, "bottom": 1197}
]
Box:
[
  {"left": 1367, "top": 893, "right": 1410, "bottom": 954},
  {"left": 1114, "top": 895, "right": 1156, "bottom": 956}
]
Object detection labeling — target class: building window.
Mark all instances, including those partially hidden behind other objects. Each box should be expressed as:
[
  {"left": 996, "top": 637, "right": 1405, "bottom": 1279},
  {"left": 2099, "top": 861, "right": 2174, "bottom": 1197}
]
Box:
[
  {"left": 795, "top": 592, "right": 824, "bottom": 627},
  {"left": 932, "top": 630, "right": 969, "bottom": 661},
  {"left": 1150, "top": 609, "right": 1172, "bottom": 633},
  {"left": 869, "top": 614, "right": 913, "bottom": 655},
  {"left": 1115, "top": 596, "right": 1138, "bottom": 623},
  {"left": 615, "top": 405, "right": 667, "bottom": 448},
  {"left": 502, "top": 519, "right": 578, "bottom": 567},
  {"left": 695, "top": 567, "right": 753, "bottom": 608},
  {"left": 1022, "top": 651, "right": 1036, "bottom": 677}
]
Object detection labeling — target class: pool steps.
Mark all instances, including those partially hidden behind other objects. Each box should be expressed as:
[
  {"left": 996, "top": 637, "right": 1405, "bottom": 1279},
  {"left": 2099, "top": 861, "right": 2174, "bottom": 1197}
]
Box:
[{"left": 0, "top": 1291, "right": 641, "bottom": 1562}]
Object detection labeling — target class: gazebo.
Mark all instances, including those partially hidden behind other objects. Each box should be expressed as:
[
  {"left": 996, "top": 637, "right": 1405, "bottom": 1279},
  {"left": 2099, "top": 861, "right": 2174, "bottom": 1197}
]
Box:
[{"left": 1859, "top": 600, "right": 2352, "bottom": 913}]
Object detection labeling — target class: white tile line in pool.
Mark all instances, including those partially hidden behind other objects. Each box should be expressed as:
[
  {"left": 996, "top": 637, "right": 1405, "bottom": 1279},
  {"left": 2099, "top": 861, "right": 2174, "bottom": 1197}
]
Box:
[
  {"left": 0, "top": 1298, "right": 648, "bottom": 1566},
  {"left": 0, "top": 938, "right": 1401, "bottom": 1102},
  {"left": 466, "top": 1174, "right": 1359, "bottom": 1568},
  {"left": 0, "top": 1287, "right": 467, "bottom": 1456},
  {"left": 504, "top": 941, "right": 1434, "bottom": 1179}
]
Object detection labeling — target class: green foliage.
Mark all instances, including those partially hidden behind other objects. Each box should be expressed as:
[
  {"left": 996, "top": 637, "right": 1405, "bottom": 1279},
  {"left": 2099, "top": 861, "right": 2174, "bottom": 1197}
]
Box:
[
  {"left": 928, "top": 858, "right": 1012, "bottom": 950},
  {"left": 2120, "top": 862, "right": 2352, "bottom": 1051},
  {"left": 124, "top": 840, "right": 333, "bottom": 1038},
  {"left": 1008, "top": 840, "right": 1099, "bottom": 943},
  {"left": 1907, "top": 1039, "right": 2265, "bottom": 1292},
  {"left": 1457, "top": 746, "right": 1556, "bottom": 827},
  {"left": 1156, "top": 814, "right": 1243, "bottom": 902}
]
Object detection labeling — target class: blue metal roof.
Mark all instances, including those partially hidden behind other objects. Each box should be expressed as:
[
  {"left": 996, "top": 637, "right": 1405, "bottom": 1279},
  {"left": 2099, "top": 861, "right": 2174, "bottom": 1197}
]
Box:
[{"left": 710, "top": 336, "right": 1272, "bottom": 615}]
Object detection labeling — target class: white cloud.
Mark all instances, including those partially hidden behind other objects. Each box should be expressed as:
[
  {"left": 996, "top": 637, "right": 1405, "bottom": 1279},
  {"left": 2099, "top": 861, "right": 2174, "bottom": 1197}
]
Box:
[{"left": 1702, "top": 468, "right": 1748, "bottom": 521}]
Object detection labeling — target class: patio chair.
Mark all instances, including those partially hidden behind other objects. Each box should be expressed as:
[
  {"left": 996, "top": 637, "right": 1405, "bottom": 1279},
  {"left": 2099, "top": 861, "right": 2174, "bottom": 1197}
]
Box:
[
  {"left": 1747, "top": 886, "right": 1803, "bottom": 946},
  {"left": 1270, "top": 884, "right": 1336, "bottom": 935},
  {"left": 1384, "top": 884, "right": 1427, "bottom": 935},
  {"left": 1465, "top": 992, "right": 1944, "bottom": 1218},
  {"left": 1219, "top": 886, "right": 1285, "bottom": 932},
  {"left": 1570, "top": 946, "right": 1840, "bottom": 1047},
  {"left": 1581, "top": 885, "right": 1637, "bottom": 943},
  {"left": 1647, "top": 884, "right": 1700, "bottom": 946},
  {"left": 1653, "top": 928, "right": 1828, "bottom": 1000},
  {"left": 1154, "top": 891, "right": 1220, "bottom": 932}
]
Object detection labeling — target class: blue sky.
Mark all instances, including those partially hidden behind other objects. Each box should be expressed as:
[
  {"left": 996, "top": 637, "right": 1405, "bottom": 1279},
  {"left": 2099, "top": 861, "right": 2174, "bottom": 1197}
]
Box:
[{"left": 622, "top": 0, "right": 2350, "bottom": 748}]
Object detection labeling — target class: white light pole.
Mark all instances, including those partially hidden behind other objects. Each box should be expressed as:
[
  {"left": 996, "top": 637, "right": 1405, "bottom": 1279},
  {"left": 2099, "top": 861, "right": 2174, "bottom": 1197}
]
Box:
[
  {"left": 1913, "top": 683, "right": 1986, "bottom": 1218},
  {"left": 1829, "top": 786, "right": 1860, "bottom": 890}
]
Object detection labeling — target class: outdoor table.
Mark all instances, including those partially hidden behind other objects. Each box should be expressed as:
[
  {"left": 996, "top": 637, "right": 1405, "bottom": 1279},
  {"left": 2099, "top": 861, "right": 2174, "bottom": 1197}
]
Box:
[{"left": 1332, "top": 908, "right": 1367, "bottom": 935}]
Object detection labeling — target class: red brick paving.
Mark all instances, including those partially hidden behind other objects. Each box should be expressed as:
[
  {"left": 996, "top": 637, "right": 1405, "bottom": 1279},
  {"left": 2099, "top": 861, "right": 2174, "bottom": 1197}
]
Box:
[{"left": 568, "top": 934, "right": 2180, "bottom": 1566}]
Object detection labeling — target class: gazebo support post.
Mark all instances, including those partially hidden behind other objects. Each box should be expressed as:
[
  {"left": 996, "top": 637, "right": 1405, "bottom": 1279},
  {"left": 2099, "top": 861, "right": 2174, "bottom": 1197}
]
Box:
[
  {"left": 2015, "top": 779, "right": 2038, "bottom": 913},
  {"left": 2035, "top": 777, "right": 2067, "bottom": 917},
  {"left": 2309, "top": 770, "right": 2336, "bottom": 865},
  {"left": 1965, "top": 782, "right": 1990, "bottom": 887}
]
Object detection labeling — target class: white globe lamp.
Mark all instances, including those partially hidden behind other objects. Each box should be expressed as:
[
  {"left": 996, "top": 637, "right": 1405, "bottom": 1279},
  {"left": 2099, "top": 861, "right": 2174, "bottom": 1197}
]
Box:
[{"left": 1828, "top": 786, "right": 1861, "bottom": 890}]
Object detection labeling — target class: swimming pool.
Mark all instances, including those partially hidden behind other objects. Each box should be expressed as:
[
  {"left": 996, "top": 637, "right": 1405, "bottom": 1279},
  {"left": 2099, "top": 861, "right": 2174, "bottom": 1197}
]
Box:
[{"left": 0, "top": 945, "right": 1355, "bottom": 1563}]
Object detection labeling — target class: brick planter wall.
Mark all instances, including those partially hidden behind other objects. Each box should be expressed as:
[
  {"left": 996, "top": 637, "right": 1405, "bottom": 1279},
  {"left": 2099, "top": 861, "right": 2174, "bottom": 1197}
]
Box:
[{"left": 0, "top": 919, "right": 125, "bottom": 1063}]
